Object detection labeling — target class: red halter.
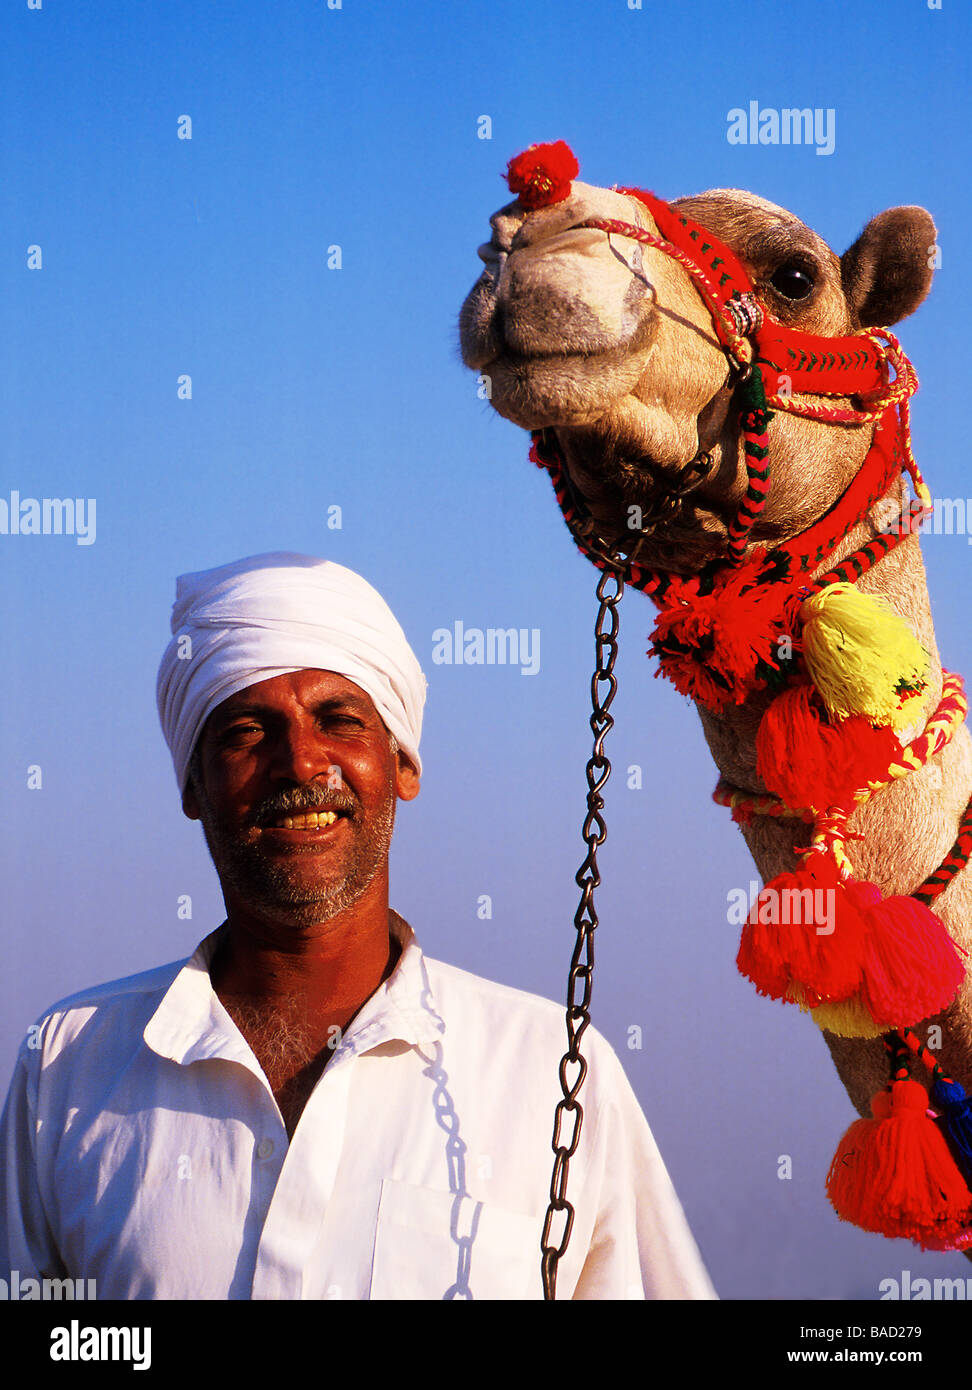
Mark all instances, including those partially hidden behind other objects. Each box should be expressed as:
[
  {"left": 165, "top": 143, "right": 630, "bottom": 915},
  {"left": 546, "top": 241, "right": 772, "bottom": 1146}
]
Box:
[{"left": 504, "top": 141, "right": 926, "bottom": 574}]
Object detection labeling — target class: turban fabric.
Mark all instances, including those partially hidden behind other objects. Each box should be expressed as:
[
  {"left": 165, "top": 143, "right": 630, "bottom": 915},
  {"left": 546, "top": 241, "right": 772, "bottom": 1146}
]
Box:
[{"left": 156, "top": 553, "right": 427, "bottom": 791}]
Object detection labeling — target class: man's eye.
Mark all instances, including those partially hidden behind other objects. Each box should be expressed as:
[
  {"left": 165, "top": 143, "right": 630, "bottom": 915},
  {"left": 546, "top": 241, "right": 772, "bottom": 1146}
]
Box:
[{"left": 221, "top": 724, "right": 262, "bottom": 742}]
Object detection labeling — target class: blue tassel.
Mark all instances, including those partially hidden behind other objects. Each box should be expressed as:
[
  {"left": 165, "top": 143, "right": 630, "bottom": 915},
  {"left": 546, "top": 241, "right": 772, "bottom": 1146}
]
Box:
[{"left": 932, "top": 1076, "right": 972, "bottom": 1184}]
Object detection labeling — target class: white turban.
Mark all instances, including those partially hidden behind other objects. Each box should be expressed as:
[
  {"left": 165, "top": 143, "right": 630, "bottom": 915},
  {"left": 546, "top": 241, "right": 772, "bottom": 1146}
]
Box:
[{"left": 156, "top": 553, "right": 427, "bottom": 791}]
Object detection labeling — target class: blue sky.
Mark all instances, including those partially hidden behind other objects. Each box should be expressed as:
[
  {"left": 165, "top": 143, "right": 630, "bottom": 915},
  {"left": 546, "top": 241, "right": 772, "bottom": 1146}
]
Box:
[{"left": 2, "top": 0, "right": 971, "bottom": 1301}]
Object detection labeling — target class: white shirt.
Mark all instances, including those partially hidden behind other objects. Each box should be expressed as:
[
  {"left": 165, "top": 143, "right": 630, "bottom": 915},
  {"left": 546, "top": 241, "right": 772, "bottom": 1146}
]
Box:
[{"left": 0, "top": 914, "right": 716, "bottom": 1301}]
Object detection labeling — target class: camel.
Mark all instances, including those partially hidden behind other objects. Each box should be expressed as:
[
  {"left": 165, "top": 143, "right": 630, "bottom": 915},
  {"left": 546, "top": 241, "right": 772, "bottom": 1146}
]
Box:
[{"left": 458, "top": 141, "right": 972, "bottom": 1251}]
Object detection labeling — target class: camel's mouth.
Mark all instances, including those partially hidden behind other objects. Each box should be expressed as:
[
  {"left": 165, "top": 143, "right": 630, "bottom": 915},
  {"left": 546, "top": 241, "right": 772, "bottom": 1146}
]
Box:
[
  {"left": 471, "top": 339, "right": 658, "bottom": 431},
  {"left": 550, "top": 439, "right": 737, "bottom": 574},
  {"left": 586, "top": 507, "right": 734, "bottom": 576}
]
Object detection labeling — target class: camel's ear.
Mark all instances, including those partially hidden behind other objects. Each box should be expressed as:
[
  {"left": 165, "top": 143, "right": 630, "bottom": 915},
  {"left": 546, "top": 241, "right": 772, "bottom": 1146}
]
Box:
[{"left": 840, "top": 207, "right": 937, "bottom": 328}]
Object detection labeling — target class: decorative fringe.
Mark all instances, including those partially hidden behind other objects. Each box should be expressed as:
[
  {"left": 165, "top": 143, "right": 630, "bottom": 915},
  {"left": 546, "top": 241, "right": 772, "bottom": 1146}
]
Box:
[
  {"left": 826, "top": 1078, "right": 972, "bottom": 1247},
  {"left": 900, "top": 1224, "right": 972, "bottom": 1253},
  {"left": 755, "top": 682, "right": 903, "bottom": 809},
  {"left": 800, "top": 582, "right": 929, "bottom": 729},
  {"left": 807, "top": 992, "right": 888, "bottom": 1038}
]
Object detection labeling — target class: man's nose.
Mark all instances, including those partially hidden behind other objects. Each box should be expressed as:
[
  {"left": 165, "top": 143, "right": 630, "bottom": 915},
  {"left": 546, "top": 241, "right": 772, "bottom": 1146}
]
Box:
[{"left": 268, "top": 721, "right": 335, "bottom": 785}]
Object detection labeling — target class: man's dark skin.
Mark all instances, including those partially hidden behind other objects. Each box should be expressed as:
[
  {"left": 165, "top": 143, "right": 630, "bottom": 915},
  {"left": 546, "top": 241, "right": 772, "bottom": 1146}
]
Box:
[{"left": 181, "top": 667, "right": 420, "bottom": 1137}]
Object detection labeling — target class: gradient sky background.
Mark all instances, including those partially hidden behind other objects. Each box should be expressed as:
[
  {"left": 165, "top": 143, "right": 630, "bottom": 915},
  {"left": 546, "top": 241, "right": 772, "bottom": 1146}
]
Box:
[{"left": 2, "top": 0, "right": 971, "bottom": 1302}]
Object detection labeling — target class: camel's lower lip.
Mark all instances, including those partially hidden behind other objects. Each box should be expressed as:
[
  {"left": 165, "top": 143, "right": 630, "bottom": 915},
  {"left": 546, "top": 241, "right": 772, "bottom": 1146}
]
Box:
[{"left": 488, "top": 342, "right": 625, "bottom": 366}]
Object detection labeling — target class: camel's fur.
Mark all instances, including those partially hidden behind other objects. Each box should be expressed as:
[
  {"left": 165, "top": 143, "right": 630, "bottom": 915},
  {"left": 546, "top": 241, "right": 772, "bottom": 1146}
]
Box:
[{"left": 459, "top": 177, "right": 972, "bottom": 1124}]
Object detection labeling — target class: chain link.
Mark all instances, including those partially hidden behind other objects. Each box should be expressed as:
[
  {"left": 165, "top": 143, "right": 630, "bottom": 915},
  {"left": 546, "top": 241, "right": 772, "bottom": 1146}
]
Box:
[
  {"left": 540, "top": 557, "right": 624, "bottom": 1300},
  {"left": 566, "top": 450, "right": 714, "bottom": 573},
  {"left": 538, "top": 450, "right": 713, "bottom": 1296}
]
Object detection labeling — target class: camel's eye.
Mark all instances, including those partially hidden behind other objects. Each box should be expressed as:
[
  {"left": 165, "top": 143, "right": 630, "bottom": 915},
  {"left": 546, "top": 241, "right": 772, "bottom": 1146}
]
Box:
[{"left": 770, "top": 262, "right": 815, "bottom": 301}]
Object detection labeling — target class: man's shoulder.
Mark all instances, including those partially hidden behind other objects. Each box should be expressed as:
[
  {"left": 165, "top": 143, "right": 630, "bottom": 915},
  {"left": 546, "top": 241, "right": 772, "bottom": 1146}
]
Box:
[
  {"left": 42, "top": 956, "right": 186, "bottom": 1018},
  {"left": 422, "top": 954, "right": 563, "bottom": 1025},
  {"left": 413, "top": 954, "right": 642, "bottom": 1143},
  {"left": 26, "top": 955, "right": 189, "bottom": 1056},
  {"left": 420, "top": 954, "right": 621, "bottom": 1067}
]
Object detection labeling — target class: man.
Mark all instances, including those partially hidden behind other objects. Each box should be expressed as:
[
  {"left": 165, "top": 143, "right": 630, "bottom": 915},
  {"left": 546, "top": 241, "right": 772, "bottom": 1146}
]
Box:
[{"left": 0, "top": 553, "right": 715, "bottom": 1300}]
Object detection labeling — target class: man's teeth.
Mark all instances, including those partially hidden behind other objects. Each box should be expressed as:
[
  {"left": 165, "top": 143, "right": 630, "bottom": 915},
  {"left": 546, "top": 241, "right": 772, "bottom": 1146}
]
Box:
[{"left": 272, "top": 811, "right": 340, "bottom": 829}]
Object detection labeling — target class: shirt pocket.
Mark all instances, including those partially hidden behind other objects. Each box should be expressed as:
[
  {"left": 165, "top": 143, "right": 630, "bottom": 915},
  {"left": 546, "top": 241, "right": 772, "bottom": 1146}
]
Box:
[{"left": 369, "top": 1178, "right": 541, "bottom": 1300}]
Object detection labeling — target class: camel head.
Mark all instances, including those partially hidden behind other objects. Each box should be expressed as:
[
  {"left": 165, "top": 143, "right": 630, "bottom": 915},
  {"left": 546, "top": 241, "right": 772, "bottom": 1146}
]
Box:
[{"left": 459, "top": 143, "right": 937, "bottom": 573}]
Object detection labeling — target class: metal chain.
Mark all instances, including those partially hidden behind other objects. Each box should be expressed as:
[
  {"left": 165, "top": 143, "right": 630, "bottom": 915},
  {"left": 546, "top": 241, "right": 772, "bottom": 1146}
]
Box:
[
  {"left": 540, "top": 556, "right": 625, "bottom": 1300},
  {"left": 560, "top": 447, "right": 714, "bottom": 575}
]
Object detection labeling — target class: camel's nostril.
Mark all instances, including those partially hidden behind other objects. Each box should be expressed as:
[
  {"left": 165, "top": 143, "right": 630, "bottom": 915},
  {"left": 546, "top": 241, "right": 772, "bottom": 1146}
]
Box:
[{"left": 477, "top": 244, "right": 507, "bottom": 281}]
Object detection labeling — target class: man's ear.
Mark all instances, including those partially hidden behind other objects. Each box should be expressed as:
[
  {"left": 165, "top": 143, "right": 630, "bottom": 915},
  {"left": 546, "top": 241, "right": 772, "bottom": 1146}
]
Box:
[
  {"left": 395, "top": 751, "right": 421, "bottom": 802},
  {"left": 840, "top": 206, "right": 937, "bottom": 328},
  {"left": 182, "top": 779, "right": 201, "bottom": 821}
]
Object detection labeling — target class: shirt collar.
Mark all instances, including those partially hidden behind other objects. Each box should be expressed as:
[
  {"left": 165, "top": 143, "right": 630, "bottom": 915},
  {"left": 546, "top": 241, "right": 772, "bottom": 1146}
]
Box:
[
  {"left": 332, "top": 910, "right": 446, "bottom": 1060},
  {"left": 143, "top": 911, "right": 445, "bottom": 1068}
]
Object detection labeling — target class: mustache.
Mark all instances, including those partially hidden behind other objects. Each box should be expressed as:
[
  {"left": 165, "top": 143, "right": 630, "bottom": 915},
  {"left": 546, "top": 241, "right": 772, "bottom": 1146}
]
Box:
[{"left": 250, "top": 783, "right": 358, "bottom": 828}]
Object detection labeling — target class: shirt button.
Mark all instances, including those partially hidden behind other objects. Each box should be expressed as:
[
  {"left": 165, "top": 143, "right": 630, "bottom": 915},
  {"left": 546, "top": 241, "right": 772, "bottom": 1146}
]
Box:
[{"left": 256, "top": 1138, "right": 275, "bottom": 1160}]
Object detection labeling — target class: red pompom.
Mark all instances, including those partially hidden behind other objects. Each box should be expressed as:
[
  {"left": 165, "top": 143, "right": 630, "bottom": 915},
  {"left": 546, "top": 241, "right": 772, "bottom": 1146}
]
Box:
[
  {"left": 756, "top": 683, "right": 903, "bottom": 810},
  {"left": 505, "top": 141, "right": 579, "bottom": 209},
  {"left": 827, "top": 1078, "right": 972, "bottom": 1247},
  {"left": 855, "top": 891, "right": 966, "bottom": 1028},
  {"left": 650, "top": 557, "right": 798, "bottom": 712},
  {"left": 739, "top": 862, "right": 966, "bottom": 1028},
  {"left": 736, "top": 854, "right": 866, "bottom": 1004}
]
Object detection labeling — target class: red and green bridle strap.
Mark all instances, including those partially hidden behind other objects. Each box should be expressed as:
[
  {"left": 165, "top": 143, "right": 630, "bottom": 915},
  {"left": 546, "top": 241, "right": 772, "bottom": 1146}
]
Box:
[
  {"left": 606, "top": 189, "right": 916, "bottom": 413},
  {"left": 894, "top": 1015, "right": 972, "bottom": 1090},
  {"left": 912, "top": 797, "right": 972, "bottom": 909},
  {"left": 566, "top": 188, "right": 922, "bottom": 564},
  {"left": 532, "top": 395, "right": 927, "bottom": 607}
]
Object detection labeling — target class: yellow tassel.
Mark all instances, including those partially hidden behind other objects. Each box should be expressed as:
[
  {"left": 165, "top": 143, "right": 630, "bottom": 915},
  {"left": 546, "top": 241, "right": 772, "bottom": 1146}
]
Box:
[
  {"left": 785, "top": 984, "right": 885, "bottom": 1037},
  {"left": 800, "top": 583, "right": 928, "bottom": 730},
  {"left": 809, "top": 994, "right": 886, "bottom": 1038}
]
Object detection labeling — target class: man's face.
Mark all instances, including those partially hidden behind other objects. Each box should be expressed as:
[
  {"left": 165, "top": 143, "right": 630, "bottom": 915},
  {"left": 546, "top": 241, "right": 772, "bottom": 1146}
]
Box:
[{"left": 182, "top": 669, "right": 420, "bottom": 931}]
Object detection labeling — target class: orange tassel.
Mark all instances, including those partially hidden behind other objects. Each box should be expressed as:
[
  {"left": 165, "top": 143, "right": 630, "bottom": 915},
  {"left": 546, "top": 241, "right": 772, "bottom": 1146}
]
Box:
[{"left": 827, "top": 1078, "right": 972, "bottom": 1247}]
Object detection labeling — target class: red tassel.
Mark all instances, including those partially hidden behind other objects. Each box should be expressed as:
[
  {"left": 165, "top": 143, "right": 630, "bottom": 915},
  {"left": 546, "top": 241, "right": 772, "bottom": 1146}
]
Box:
[
  {"left": 855, "top": 891, "right": 966, "bottom": 1028},
  {"left": 755, "top": 683, "right": 903, "bottom": 809},
  {"left": 904, "top": 1213, "right": 972, "bottom": 1252},
  {"left": 827, "top": 1078, "right": 972, "bottom": 1247},
  {"left": 905, "top": 1229, "right": 972, "bottom": 1252},
  {"left": 741, "top": 869, "right": 965, "bottom": 1028},
  {"left": 736, "top": 854, "right": 865, "bottom": 1003}
]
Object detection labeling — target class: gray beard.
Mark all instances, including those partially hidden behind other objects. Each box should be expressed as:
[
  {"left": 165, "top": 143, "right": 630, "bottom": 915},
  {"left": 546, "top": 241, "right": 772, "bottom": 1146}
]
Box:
[{"left": 191, "top": 775, "right": 397, "bottom": 929}]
